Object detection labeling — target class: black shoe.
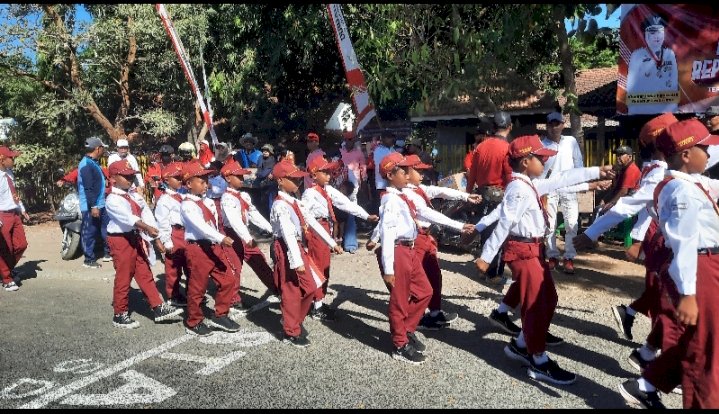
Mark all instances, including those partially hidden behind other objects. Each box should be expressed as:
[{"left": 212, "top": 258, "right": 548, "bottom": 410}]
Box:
[
  {"left": 167, "top": 297, "right": 187, "bottom": 308},
  {"left": 185, "top": 321, "right": 214, "bottom": 337},
  {"left": 392, "top": 343, "right": 426, "bottom": 365},
  {"left": 3, "top": 281, "right": 19, "bottom": 292},
  {"left": 153, "top": 303, "right": 183, "bottom": 322},
  {"left": 417, "top": 313, "right": 444, "bottom": 331},
  {"left": 433, "top": 310, "right": 458, "bottom": 325},
  {"left": 628, "top": 348, "right": 653, "bottom": 372},
  {"left": 407, "top": 331, "right": 426, "bottom": 353},
  {"left": 83, "top": 261, "right": 102, "bottom": 269},
  {"left": 527, "top": 357, "right": 577, "bottom": 385},
  {"left": 309, "top": 303, "right": 336, "bottom": 321},
  {"left": 112, "top": 312, "right": 140, "bottom": 329},
  {"left": 504, "top": 338, "right": 531, "bottom": 365},
  {"left": 206, "top": 315, "right": 241, "bottom": 332},
  {"left": 618, "top": 379, "right": 665, "bottom": 409},
  {"left": 546, "top": 331, "right": 564, "bottom": 347},
  {"left": 612, "top": 305, "right": 635, "bottom": 341},
  {"left": 283, "top": 333, "right": 311, "bottom": 348},
  {"left": 489, "top": 310, "right": 521, "bottom": 335}
]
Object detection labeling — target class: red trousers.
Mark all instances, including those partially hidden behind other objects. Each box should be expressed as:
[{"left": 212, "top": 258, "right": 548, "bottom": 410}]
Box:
[
  {"left": 164, "top": 227, "right": 189, "bottom": 300},
  {"left": 0, "top": 211, "right": 27, "bottom": 283},
  {"left": 415, "top": 232, "right": 443, "bottom": 311},
  {"left": 225, "top": 227, "right": 277, "bottom": 296},
  {"left": 107, "top": 233, "right": 163, "bottom": 315},
  {"left": 273, "top": 239, "right": 315, "bottom": 337},
  {"left": 388, "top": 244, "right": 432, "bottom": 348},
  {"left": 308, "top": 219, "right": 332, "bottom": 301},
  {"left": 503, "top": 240, "right": 558, "bottom": 355},
  {"left": 185, "top": 241, "right": 235, "bottom": 328}
]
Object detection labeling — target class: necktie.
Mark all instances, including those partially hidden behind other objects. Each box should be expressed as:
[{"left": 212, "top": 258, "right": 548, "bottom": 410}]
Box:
[
  {"left": 230, "top": 191, "right": 250, "bottom": 224},
  {"left": 313, "top": 185, "right": 337, "bottom": 223},
  {"left": 6, "top": 174, "right": 19, "bottom": 204},
  {"left": 413, "top": 186, "right": 433, "bottom": 207},
  {"left": 193, "top": 199, "right": 218, "bottom": 228},
  {"left": 121, "top": 193, "right": 142, "bottom": 217},
  {"left": 398, "top": 193, "right": 421, "bottom": 231},
  {"left": 512, "top": 177, "right": 550, "bottom": 230}
]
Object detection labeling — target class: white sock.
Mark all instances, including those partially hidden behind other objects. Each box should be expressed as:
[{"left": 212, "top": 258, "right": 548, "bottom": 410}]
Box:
[
  {"left": 626, "top": 306, "right": 637, "bottom": 317},
  {"left": 314, "top": 301, "right": 323, "bottom": 310},
  {"left": 516, "top": 331, "right": 527, "bottom": 348},
  {"left": 497, "top": 302, "right": 511, "bottom": 314},
  {"left": 532, "top": 352, "right": 549, "bottom": 365},
  {"left": 637, "top": 377, "right": 656, "bottom": 393},
  {"left": 429, "top": 310, "right": 440, "bottom": 317},
  {"left": 639, "top": 344, "right": 658, "bottom": 361}
]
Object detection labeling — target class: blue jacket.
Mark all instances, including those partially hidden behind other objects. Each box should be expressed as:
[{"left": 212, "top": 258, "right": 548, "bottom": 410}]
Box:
[
  {"left": 234, "top": 149, "right": 262, "bottom": 168},
  {"left": 77, "top": 155, "right": 105, "bottom": 212}
]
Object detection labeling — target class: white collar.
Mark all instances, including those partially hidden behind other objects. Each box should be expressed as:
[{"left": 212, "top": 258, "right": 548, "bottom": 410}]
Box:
[
  {"left": 184, "top": 193, "right": 203, "bottom": 201},
  {"left": 667, "top": 170, "right": 700, "bottom": 183},
  {"left": 510, "top": 172, "right": 533, "bottom": 182},
  {"left": 385, "top": 186, "right": 404, "bottom": 195},
  {"left": 110, "top": 186, "right": 129, "bottom": 195},
  {"left": 278, "top": 191, "right": 297, "bottom": 202}
]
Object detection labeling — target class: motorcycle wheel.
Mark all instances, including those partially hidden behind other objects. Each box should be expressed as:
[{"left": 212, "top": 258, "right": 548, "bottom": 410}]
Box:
[{"left": 61, "top": 228, "right": 82, "bottom": 261}]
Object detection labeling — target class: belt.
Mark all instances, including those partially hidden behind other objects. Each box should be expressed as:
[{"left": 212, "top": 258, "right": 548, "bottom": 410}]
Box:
[
  {"left": 108, "top": 230, "right": 139, "bottom": 237},
  {"left": 188, "top": 239, "right": 217, "bottom": 246},
  {"left": 395, "top": 239, "right": 415, "bottom": 248},
  {"left": 697, "top": 246, "right": 719, "bottom": 255},
  {"left": 317, "top": 217, "right": 332, "bottom": 223},
  {"left": 171, "top": 224, "right": 184, "bottom": 230},
  {"left": 507, "top": 235, "right": 544, "bottom": 244},
  {"left": 0, "top": 209, "right": 18, "bottom": 214}
]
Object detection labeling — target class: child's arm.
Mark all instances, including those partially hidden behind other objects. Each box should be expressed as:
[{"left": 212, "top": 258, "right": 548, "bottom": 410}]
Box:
[
  {"left": 273, "top": 202, "right": 305, "bottom": 270},
  {"left": 327, "top": 185, "right": 373, "bottom": 220},
  {"left": 244, "top": 192, "right": 273, "bottom": 234},
  {"left": 221, "top": 194, "right": 253, "bottom": 244}
]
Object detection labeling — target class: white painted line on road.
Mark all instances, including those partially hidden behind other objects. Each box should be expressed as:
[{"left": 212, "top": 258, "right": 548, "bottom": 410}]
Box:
[
  {"left": 53, "top": 359, "right": 104, "bottom": 374},
  {"left": 59, "top": 370, "right": 176, "bottom": 406},
  {"left": 1, "top": 379, "right": 56, "bottom": 399},
  {"left": 198, "top": 330, "right": 276, "bottom": 347},
  {"left": 160, "top": 351, "right": 247, "bottom": 376},
  {"left": 19, "top": 335, "right": 193, "bottom": 409}
]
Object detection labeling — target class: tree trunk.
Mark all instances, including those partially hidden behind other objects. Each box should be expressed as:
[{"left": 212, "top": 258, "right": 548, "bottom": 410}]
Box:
[{"left": 551, "top": 5, "right": 584, "bottom": 149}]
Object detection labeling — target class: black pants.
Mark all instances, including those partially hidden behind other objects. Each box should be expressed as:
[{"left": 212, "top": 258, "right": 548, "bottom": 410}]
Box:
[{"left": 477, "top": 196, "right": 505, "bottom": 278}]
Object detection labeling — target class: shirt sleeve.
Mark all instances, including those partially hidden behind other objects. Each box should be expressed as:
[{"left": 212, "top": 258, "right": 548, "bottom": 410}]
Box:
[
  {"left": 660, "top": 183, "right": 701, "bottom": 295},
  {"left": 415, "top": 203, "right": 464, "bottom": 232},
  {"left": 555, "top": 183, "right": 589, "bottom": 194},
  {"left": 301, "top": 188, "right": 324, "bottom": 219},
  {"left": 245, "top": 193, "right": 272, "bottom": 233},
  {"left": 327, "top": 185, "right": 370, "bottom": 220},
  {"left": 379, "top": 196, "right": 401, "bottom": 274},
  {"left": 222, "top": 194, "right": 253, "bottom": 244},
  {"left": 275, "top": 202, "right": 304, "bottom": 269},
  {"left": 629, "top": 207, "right": 652, "bottom": 242},
  {"left": 423, "top": 184, "right": 469, "bottom": 201},
  {"left": 105, "top": 194, "right": 141, "bottom": 229},
  {"left": 474, "top": 204, "right": 500, "bottom": 233},
  {"left": 582, "top": 182, "right": 654, "bottom": 241},
  {"left": 154, "top": 196, "right": 174, "bottom": 249},
  {"left": 465, "top": 151, "right": 478, "bottom": 193},
  {"left": 136, "top": 193, "right": 157, "bottom": 230},
  {"left": 480, "top": 189, "right": 529, "bottom": 263},
  {"left": 534, "top": 167, "right": 600, "bottom": 196}
]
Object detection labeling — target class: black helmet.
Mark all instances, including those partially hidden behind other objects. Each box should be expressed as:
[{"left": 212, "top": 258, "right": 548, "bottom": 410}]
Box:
[
  {"left": 493, "top": 111, "right": 512, "bottom": 129},
  {"left": 159, "top": 144, "right": 174, "bottom": 154}
]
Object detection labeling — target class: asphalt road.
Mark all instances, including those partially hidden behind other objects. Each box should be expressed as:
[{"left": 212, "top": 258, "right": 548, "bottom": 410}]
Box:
[{"left": 0, "top": 222, "right": 681, "bottom": 408}]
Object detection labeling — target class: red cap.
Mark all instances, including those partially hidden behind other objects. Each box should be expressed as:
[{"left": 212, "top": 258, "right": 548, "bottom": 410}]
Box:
[
  {"left": 307, "top": 132, "right": 320, "bottom": 142},
  {"left": 379, "top": 152, "right": 412, "bottom": 178},
  {"left": 307, "top": 156, "right": 340, "bottom": 174},
  {"left": 405, "top": 154, "right": 432, "bottom": 170},
  {"left": 220, "top": 160, "right": 251, "bottom": 177},
  {"left": 0, "top": 146, "right": 21, "bottom": 158},
  {"left": 161, "top": 162, "right": 184, "bottom": 180},
  {"left": 656, "top": 118, "right": 719, "bottom": 157},
  {"left": 508, "top": 135, "right": 557, "bottom": 159},
  {"left": 639, "top": 113, "right": 679, "bottom": 147},
  {"left": 272, "top": 160, "right": 308, "bottom": 179},
  {"left": 181, "top": 160, "right": 215, "bottom": 182},
  {"left": 109, "top": 160, "right": 139, "bottom": 176}
]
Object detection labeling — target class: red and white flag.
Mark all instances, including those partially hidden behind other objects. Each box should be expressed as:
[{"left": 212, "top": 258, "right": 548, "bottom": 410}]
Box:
[
  {"left": 327, "top": 4, "right": 377, "bottom": 133},
  {"left": 156, "top": 4, "right": 218, "bottom": 147}
]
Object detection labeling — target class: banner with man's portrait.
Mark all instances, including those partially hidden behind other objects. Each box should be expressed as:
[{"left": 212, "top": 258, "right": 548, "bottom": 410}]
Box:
[{"left": 616, "top": 4, "right": 719, "bottom": 115}]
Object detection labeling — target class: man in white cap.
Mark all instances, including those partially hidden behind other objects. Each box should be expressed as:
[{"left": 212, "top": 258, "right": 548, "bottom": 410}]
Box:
[{"left": 108, "top": 137, "right": 144, "bottom": 191}]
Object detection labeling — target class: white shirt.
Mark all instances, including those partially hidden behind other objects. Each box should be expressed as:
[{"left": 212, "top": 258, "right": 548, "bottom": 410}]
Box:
[
  {"left": 180, "top": 193, "right": 225, "bottom": 244},
  {"left": 105, "top": 186, "right": 157, "bottom": 234},
  {"left": 584, "top": 160, "right": 667, "bottom": 242},
  {"left": 626, "top": 47, "right": 679, "bottom": 115},
  {"left": 301, "top": 184, "right": 370, "bottom": 221},
  {"left": 271, "top": 191, "right": 336, "bottom": 270},
  {"left": 480, "top": 167, "right": 600, "bottom": 263},
  {"left": 379, "top": 187, "right": 419, "bottom": 274},
  {"left": 657, "top": 170, "right": 719, "bottom": 296},
  {"left": 154, "top": 188, "right": 184, "bottom": 250},
  {"left": 107, "top": 153, "right": 143, "bottom": 188},
  {"left": 221, "top": 188, "right": 272, "bottom": 244},
  {"left": 541, "top": 135, "right": 584, "bottom": 196},
  {"left": 0, "top": 169, "right": 24, "bottom": 213},
  {"left": 373, "top": 145, "right": 395, "bottom": 190}
]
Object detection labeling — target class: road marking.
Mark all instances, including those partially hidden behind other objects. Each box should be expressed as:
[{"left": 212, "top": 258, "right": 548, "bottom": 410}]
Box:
[
  {"left": 53, "top": 359, "right": 104, "bottom": 374},
  {"left": 59, "top": 370, "right": 176, "bottom": 406},
  {"left": 160, "top": 350, "right": 246, "bottom": 376},
  {"left": 198, "top": 330, "right": 276, "bottom": 346},
  {"left": 19, "top": 335, "right": 193, "bottom": 409},
  {"left": 1, "top": 379, "right": 56, "bottom": 400}
]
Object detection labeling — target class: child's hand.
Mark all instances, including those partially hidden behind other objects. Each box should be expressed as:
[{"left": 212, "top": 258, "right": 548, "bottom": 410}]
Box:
[
  {"left": 366, "top": 241, "right": 377, "bottom": 251},
  {"left": 467, "top": 194, "right": 482, "bottom": 204},
  {"left": 475, "top": 258, "right": 489, "bottom": 274},
  {"left": 333, "top": 245, "right": 344, "bottom": 254},
  {"left": 599, "top": 165, "right": 616, "bottom": 179},
  {"left": 367, "top": 214, "right": 379, "bottom": 222},
  {"left": 383, "top": 274, "right": 395, "bottom": 289},
  {"left": 625, "top": 242, "right": 642, "bottom": 261},
  {"left": 676, "top": 295, "right": 698, "bottom": 326}
]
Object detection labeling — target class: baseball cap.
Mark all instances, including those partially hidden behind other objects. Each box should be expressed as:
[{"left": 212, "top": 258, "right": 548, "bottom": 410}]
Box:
[
  {"left": 656, "top": 118, "right": 719, "bottom": 157},
  {"left": 181, "top": 160, "right": 215, "bottom": 182},
  {"left": 546, "top": 111, "right": 564, "bottom": 123},
  {"left": 307, "top": 156, "right": 340, "bottom": 174},
  {"left": 509, "top": 135, "right": 558, "bottom": 159},
  {"left": 379, "top": 152, "right": 412, "bottom": 178},
  {"left": 639, "top": 113, "right": 678, "bottom": 146},
  {"left": 260, "top": 143, "right": 274, "bottom": 154},
  {"left": 614, "top": 145, "right": 633, "bottom": 156},
  {"left": 272, "top": 160, "right": 309, "bottom": 179},
  {"left": 405, "top": 154, "right": 432, "bottom": 170},
  {"left": 116, "top": 138, "right": 129, "bottom": 148},
  {"left": 705, "top": 106, "right": 719, "bottom": 117},
  {"left": 0, "top": 146, "right": 21, "bottom": 158},
  {"left": 108, "top": 160, "right": 138, "bottom": 176},
  {"left": 85, "top": 136, "right": 108, "bottom": 150},
  {"left": 161, "top": 162, "right": 183, "bottom": 179},
  {"left": 307, "top": 132, "right": 320, "bottom": 143},
  {"left": 220, "top": 161, "right": 251, "bottom": 177},
  {"left": 493, "top": 111, "right": 512, "bottom": 129}
]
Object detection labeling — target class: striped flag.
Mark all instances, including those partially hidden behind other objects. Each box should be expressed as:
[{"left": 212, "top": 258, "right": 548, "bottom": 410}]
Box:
[{"left": 327, "top": 4, "right": 377, "bottom": 133}]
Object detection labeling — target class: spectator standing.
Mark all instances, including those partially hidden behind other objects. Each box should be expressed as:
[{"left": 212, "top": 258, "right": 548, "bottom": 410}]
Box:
[
  {"left": 371, "top": 132, "right": 397, "bottom": 213},
  {"left": 304, "top": 132, "right": 326, "bottom": 191},
  {"left": 107, "top": 138, "right": 144, "bottom": 192},
  {"left": 255, "top": 143, "right": 277, "bottom": 214},
  {"left": 234, "top": 133, "right": 262, "bottom": 168},
  {"left": 78, "top": 137, "right": 110, "bottom": 268},
  {"left": 339, "top": 130, "right": 367, "bottom": 253}
]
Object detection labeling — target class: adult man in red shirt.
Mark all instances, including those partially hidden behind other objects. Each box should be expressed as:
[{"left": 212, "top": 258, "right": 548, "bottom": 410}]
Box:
[
  {"left": 464, "top": 125, "right": 490, "bottom": 172},
  {"left": 465, "top": 111, "right": 513, "bottom": 279},
  {"left": 598, "top": 145, "right": 642, "bottom": 214}
]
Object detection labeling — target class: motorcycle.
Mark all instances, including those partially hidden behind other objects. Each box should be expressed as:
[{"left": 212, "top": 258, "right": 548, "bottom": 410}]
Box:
[
  {"left": 426, "top": 189, "right": 485, "bottom": 258},
  {"left": 54, "top": 169, "right": 83, "bottom": 260}
]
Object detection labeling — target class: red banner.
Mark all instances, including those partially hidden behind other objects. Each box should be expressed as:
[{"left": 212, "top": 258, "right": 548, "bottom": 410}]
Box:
[{"left": 616, "top": 4, "right": 719, "bottom": 115}]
